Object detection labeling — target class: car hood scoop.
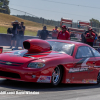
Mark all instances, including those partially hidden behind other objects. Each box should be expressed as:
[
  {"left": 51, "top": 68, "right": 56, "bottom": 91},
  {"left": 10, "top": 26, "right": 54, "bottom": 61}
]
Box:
[{"left": 23, "top": 39, "right": 52, "bottom": 53}]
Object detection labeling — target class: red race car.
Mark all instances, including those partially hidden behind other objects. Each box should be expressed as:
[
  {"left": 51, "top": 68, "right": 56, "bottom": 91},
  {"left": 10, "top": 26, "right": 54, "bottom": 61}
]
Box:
[{"left": 0, "top": 39, "right": 100, "bottom": 86}]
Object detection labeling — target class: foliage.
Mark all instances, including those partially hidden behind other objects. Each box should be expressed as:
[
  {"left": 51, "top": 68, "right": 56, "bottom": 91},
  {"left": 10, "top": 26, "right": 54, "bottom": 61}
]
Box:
[
  {"left": 15, "top": 15, "right": 60, "bottom": 27},
  {"left": 0, "top": 0, "right": 10, "bottom": 14},
  {"left": 90, "top": 18, "right": 100, "bottom": 28}
]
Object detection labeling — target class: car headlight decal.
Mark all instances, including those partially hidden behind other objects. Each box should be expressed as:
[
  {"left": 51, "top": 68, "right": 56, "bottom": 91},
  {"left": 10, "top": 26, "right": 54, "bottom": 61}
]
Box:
[{"left": 28, "top": 62, "right": 45, "bottom": 68}]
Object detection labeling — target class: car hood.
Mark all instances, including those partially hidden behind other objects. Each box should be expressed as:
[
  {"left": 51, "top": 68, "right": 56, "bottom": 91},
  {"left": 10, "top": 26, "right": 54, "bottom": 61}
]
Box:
[{"left": 0, "top": 50, "right": 68, "bottom": 63}]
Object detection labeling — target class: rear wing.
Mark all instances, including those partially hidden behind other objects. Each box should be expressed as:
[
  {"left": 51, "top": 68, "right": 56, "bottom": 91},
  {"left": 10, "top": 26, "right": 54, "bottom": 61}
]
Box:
[
  {"left": 78, "top": 20, "right": 90, "bottom": 28},
  {"left": 68, "top": 27, "right": 85, "bottom": 40},
  {"left": 60, "top": 18, "right": 73, "bottom": 27},
  {"left": 68, "top": 27, "right": 85, "bottom": 34}
]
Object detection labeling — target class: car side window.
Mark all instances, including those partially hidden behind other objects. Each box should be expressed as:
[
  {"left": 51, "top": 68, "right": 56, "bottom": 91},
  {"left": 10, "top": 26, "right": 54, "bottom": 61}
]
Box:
[
  {"left": 76, "top": 46, "right": 93, "bottom": 59},
  {"left": 91, "top": 48, "right": 100, "bottom": 57}
]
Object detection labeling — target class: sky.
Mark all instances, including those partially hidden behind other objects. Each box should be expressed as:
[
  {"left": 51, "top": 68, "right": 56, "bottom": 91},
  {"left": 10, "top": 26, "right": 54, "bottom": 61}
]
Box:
[{"left": 9, "top": 0, "right": 100, "bottom": 22}]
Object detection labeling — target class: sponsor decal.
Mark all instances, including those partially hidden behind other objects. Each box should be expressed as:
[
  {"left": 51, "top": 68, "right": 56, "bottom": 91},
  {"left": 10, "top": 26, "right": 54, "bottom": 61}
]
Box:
[
  {"left": 69, "top": 68, "right": 88, "bottom": 73},
  {"left": 69, "top": 58, "right": 92, "bottom": 73},
  {"left": 66, "top": 79, "right": 70, "bottom": 83},
  {"left": 81, "top": 58, "right": 89, "bottom": 67},
  {"left": 75, "top": 58, "right": 89, "bottom": 68},
  {"left": 4, "top": 50, "right": 27, "bottom": 57},
  {"left": 37, "top": 76, "right": 51, "bottom": 83},
  {"left": 82, "top": 79, "right": 97, "bottom": 83},
  {"left": 14, "top": 51, "right": 21, "bottom": 55},
  {"left": 75, "top": 57, "right": 100, "bottom": 69}
]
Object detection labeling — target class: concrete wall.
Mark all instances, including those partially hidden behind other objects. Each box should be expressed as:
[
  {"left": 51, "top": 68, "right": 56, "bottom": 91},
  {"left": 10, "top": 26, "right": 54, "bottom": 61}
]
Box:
[
  {"left": 0, "top": 33, "right": 100, "bottom": 47},
  {"left": 0, "top": 33, "right": 52, "bottom": 46}
]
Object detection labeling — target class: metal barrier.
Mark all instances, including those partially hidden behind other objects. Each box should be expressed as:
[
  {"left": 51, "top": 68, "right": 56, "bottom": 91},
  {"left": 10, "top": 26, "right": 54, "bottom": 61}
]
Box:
[{"left": 0, "top": 33, "right": 52, "bottom": 46}]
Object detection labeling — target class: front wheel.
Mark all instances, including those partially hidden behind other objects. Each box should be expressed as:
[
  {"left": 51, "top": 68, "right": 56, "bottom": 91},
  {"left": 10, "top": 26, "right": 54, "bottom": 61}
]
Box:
[{"left": 51, "top": 66, "right": 63, "bottom": 86}]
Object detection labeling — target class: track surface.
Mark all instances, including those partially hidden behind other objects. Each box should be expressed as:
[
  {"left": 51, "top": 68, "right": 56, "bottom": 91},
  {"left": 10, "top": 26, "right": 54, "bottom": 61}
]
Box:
[{"left": 0, "top": 46, "right": 99, "bottom": 100}]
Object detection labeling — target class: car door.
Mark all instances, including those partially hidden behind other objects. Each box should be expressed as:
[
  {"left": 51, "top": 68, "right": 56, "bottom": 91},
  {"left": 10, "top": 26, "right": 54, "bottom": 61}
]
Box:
[
  {"left": 91, "top": 48, "right": 100, "bottom": 70},
  {"left": 71, "top": 46, "right": 96, "bottom": 83}
]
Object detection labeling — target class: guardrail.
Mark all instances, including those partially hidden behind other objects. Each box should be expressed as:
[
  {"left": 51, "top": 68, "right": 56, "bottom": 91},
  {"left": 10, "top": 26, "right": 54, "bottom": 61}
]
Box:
[
  {"left": 0, "top": 33, "right": 52, "bottom": 46},
  {"left": 0, "top": 33, "right": 100, "bottom": 48}
]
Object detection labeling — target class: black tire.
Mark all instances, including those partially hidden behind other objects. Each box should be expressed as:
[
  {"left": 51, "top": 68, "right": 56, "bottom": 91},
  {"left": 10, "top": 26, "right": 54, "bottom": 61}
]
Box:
[
  {"left": 51, "top": 66, "right": 63, "bottom": 86},
  {"left": 97, "top": 73, "right": 100, "bottom": 84}
]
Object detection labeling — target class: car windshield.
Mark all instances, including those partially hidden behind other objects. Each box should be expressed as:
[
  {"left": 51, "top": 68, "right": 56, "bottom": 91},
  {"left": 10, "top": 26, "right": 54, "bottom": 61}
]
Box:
[{"left": 47, "top": 41, "right": 74, "bottom": 55}]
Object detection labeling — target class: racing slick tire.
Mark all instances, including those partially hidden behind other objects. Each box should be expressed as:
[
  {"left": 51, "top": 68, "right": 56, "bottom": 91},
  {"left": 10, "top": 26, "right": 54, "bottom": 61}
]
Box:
[
  {"left": 97, "top": 73, "right": 100, "bottom": 84},
  {"left": 51, "top": 66, "right": 63, "bottom": 86}
]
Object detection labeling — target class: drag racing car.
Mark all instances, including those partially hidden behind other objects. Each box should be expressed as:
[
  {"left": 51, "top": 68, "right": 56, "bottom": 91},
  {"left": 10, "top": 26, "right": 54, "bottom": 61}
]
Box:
[{"left": 0, "top": 39, "right": 100, "bottom": 86}]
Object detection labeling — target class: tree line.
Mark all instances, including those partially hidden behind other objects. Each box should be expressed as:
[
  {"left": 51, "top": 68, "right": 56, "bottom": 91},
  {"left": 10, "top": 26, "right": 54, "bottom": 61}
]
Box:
[
  {"left": 15, "top": 15, "right": 60, "bottom": 26},
  {"left": 15, "top": 15, "right": 100, "bottom": 29},
  {"left": 90, "top": 18, "right": 100, "bottom": 28},
  {"left": 0, "top": 0, "right": 10, "bottom": 14},
  {"left": 0, "top": 0, "right": 100, "bottom": 28}
]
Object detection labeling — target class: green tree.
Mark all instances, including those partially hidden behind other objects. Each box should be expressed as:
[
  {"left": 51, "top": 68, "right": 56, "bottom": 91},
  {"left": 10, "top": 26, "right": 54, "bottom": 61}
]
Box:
[
  {"left": 0, "top": 0, "right": 10, "bottom": 14},
  {"left": 90, "top": 18, "right": 100, "bottom": 28}
]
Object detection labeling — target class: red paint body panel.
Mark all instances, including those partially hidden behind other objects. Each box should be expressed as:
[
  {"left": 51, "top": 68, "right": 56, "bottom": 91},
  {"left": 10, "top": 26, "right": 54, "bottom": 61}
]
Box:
[
  {"left": 0, "top": 47, "right": 3, "bottom": 54},
  {"left": 0, "top": 39, "right": 100, "bottom": 84},
  {"left": 23, "top": 39, "right": 51, "bottom": 53}
]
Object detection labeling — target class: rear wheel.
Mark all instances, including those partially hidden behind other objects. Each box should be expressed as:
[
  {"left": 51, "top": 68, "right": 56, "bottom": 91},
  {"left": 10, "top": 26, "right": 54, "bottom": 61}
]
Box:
[
  {"left": 97, "top": 73, "right": 100, "bottom": 84},
  {"left": 51, "top": 66, "right": 63, "bottom": 86}
]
